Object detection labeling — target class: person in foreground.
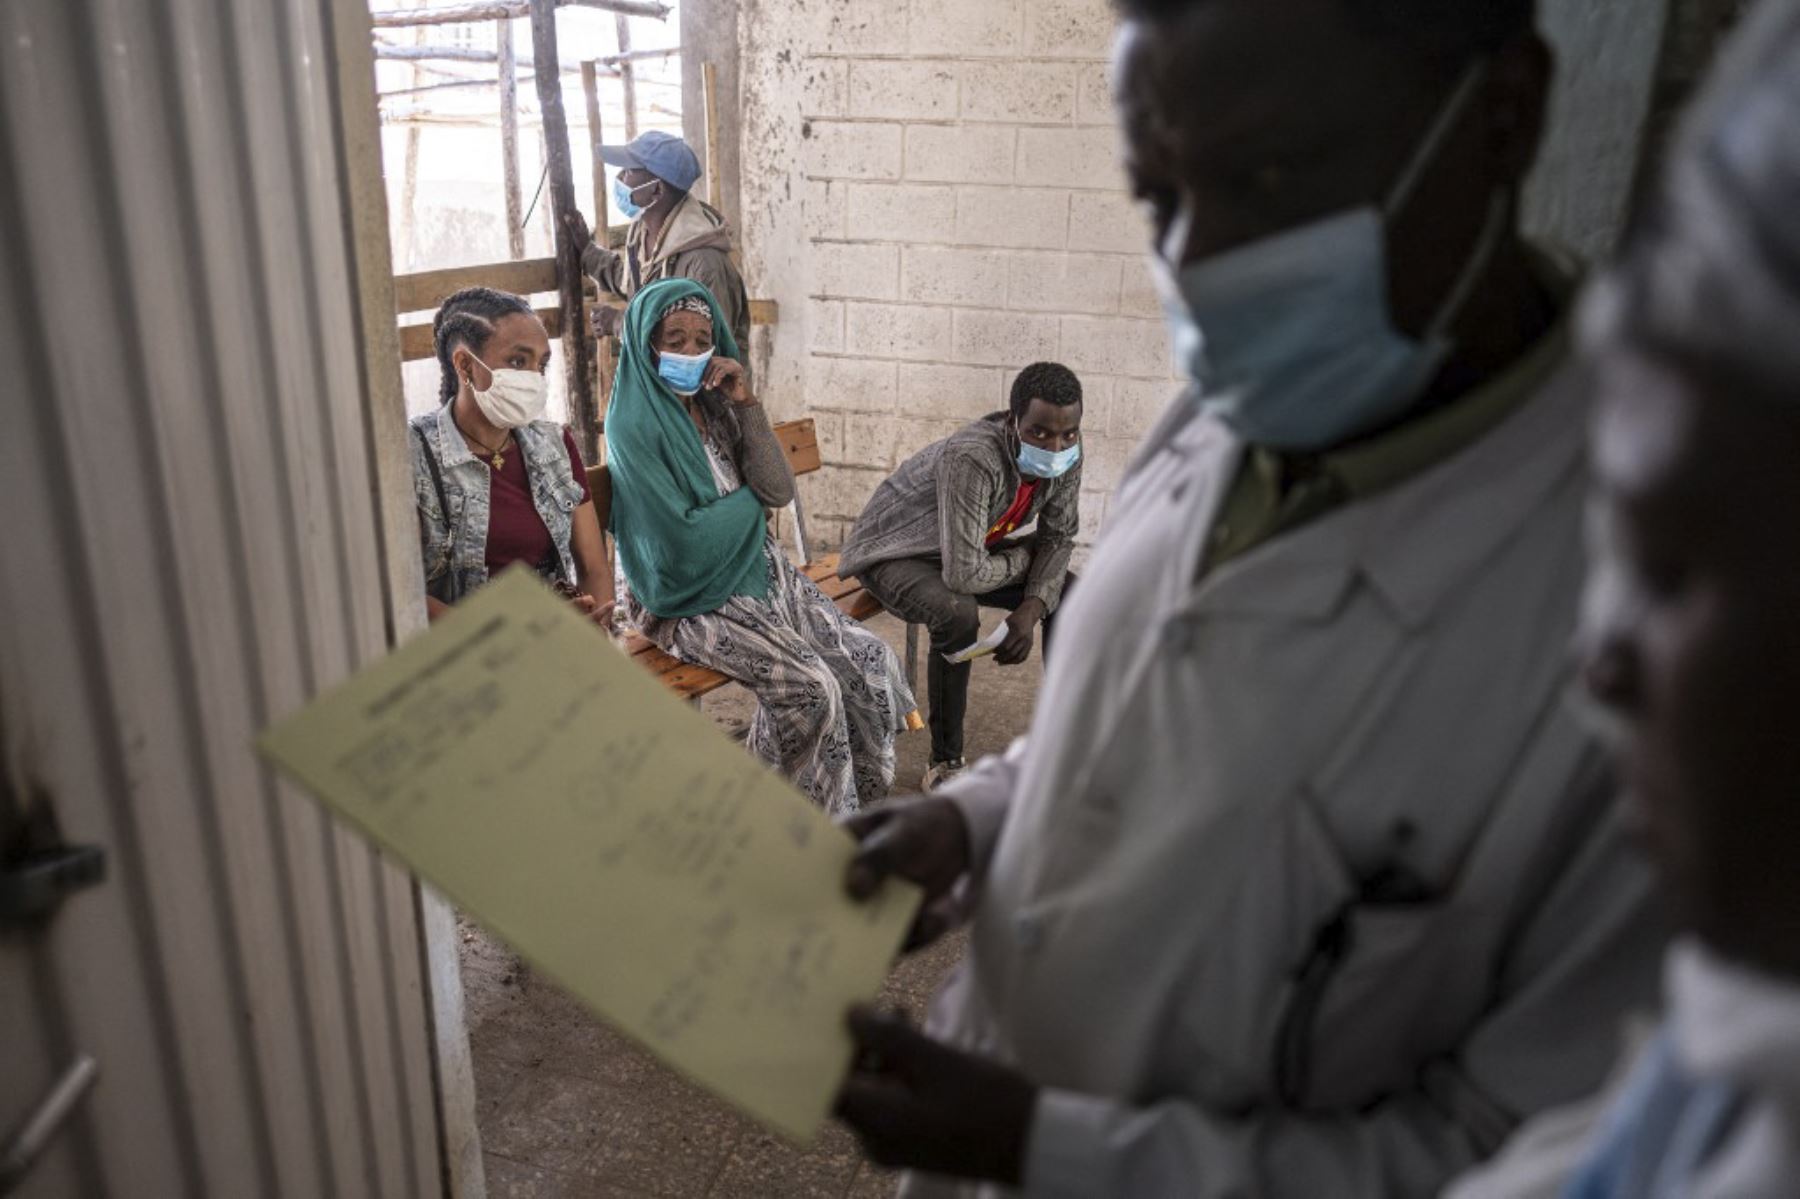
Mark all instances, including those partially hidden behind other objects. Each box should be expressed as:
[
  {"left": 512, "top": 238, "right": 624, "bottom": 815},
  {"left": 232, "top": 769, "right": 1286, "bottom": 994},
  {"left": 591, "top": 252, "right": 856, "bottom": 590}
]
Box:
[
  {"left": 832, "top": 0, "right": 1666, "bottom": 1194},
  {"left": 1449, "top": 4, "right": 1800, "bottom": 1195},
  {"left": 841, "top": 363, "right": 1083, "bottom": 791},
  {"left": 606, "top": 277, "right": 914, "bottom": 816},
  {"left": 412, "top": 286, "right": 611, "bottom": 623}
]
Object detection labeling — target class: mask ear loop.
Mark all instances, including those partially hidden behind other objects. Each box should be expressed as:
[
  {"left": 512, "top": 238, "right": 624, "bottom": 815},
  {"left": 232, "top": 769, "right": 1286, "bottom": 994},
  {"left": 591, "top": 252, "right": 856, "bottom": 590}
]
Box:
[
  {"left": 1383, "top": 58, "right": 1492, "bottom": 220},
  {"left": 461, "top": 349, "right": 495, "bottom": 394},
  {"left": 1382, "top": 58, "right": 1510, "bottom": 343}
]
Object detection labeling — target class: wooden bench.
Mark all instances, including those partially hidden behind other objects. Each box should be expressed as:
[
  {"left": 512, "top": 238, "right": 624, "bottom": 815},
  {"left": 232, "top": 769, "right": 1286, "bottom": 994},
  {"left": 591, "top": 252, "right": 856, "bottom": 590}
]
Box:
[{"left": 588, "top": 417, "right": 919, "bottom": 704}]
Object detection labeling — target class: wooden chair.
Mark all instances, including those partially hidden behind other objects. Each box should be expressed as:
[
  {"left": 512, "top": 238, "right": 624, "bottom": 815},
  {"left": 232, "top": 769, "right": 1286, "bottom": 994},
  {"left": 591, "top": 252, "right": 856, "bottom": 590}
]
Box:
[{"left": 588, "top": 417, "right": 920, "bottom": 703}]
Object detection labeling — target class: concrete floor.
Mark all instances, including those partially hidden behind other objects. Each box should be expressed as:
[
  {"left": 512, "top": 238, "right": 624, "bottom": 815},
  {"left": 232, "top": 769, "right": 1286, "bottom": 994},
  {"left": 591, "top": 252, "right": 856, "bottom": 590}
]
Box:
[{"left": 463, "top": 612, "right": 1044, "bottom": 1198}]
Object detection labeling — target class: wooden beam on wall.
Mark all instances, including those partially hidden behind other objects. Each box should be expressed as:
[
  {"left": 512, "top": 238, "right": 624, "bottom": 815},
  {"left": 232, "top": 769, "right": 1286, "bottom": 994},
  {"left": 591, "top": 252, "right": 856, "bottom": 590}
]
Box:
[
  {"left": 399, "top": 306, "right": 565, "bottom": 361},
  {"left": 393, "top": 256, "right": 559, "bottom": 314}
]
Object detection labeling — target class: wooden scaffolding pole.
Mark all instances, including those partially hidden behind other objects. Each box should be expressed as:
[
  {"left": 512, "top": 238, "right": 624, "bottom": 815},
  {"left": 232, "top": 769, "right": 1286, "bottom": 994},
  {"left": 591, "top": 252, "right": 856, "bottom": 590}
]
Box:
[
  {"left": 614, "top": 15, "right": 640, "bottom": 139},
  {"left": 580, "top": 60, "right": 608, "bottom": 223},
  {"left": 395, "top": 1, "right": 430, "bottom": 270},
  {"left": 497, "top": 18, "right": 526, "bottom": 259},
  {"left": 701, "top": 61, "right": 723, "bottom": 211},
  {"left": 531, "top": 0, "right": 600, "bottom": 460},
  {"left": 581, "top": 66, "right": 619, "bottom": 435},
  {"left": 371, "top": 0, "right": 669, "bottom": 28}
]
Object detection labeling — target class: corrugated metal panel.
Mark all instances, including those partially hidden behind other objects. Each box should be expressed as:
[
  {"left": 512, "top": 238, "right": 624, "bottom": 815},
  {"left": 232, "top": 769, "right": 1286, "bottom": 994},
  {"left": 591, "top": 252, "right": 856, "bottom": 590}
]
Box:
[{"left": 0, "top": 1, "right": 444, "bottom": 1195}]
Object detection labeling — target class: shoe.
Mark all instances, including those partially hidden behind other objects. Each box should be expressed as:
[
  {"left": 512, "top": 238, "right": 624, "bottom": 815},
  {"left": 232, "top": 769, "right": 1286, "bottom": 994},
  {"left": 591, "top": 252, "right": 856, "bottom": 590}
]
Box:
[{"left": 922, "top": 758, "right": 967, "bottom": 792}]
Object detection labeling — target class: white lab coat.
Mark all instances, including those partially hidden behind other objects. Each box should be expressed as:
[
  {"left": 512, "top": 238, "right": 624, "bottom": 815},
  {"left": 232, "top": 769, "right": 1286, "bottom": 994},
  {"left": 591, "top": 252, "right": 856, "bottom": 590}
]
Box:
[{"left": 911, "top": 347, "right": 1667, "bottom": 1198}]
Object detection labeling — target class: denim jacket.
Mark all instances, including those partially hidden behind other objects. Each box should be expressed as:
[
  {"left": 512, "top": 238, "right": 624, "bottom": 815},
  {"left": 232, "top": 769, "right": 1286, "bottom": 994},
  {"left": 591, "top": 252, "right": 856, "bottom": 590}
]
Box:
[{"left": 410, "top": 405, "right": 587, "bottom": 605}]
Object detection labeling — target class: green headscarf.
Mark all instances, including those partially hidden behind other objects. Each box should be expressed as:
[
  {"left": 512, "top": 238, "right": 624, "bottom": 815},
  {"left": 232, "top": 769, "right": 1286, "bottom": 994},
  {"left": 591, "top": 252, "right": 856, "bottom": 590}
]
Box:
[{"left": 605, "top": 277, "right": 769, "bottom": 618}]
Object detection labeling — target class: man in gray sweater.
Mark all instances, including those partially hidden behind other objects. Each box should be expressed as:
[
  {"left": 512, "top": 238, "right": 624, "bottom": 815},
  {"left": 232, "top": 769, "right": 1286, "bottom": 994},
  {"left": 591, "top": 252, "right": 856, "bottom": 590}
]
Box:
[
  {"left": 841, "top": 363, "right": 1083, "bottom": 790},
  {"left": 564, "top": 131, "right": 750, "bottom": 356}
]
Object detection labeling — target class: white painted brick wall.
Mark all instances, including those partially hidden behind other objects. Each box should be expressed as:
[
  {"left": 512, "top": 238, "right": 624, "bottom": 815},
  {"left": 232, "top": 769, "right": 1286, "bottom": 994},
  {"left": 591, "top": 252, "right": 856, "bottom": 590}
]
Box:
[{"left": 746, "top": 0, "right": 1180, "bottom": 547}]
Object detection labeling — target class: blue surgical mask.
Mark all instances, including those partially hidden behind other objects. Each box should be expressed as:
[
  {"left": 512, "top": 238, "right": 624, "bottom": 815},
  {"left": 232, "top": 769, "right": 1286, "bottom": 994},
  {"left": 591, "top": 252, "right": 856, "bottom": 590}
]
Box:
[
  {"left": 612, "top": 176, "right": 655, "bottom": 222},
  {"left": 1151, "top": 61, "right": 1504, "bottom": 452},
  {"left": 1017, "top": 440, "right": 1080, "bottom": 479},
  {"left": 657, "top": 348, "right": 714, "bottom": 396}
]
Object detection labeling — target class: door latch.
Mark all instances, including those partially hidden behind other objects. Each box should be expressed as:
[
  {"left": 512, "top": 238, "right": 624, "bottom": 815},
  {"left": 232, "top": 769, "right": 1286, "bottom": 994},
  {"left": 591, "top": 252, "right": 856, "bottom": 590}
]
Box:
[{"left": 0, "top": 846, "right": 106, "bottom": 925}]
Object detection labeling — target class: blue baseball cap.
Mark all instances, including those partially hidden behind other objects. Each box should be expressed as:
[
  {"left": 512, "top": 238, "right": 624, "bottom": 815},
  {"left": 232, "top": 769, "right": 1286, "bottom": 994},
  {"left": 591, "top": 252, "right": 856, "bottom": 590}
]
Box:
[{"left": 598, "top": 131, "right": 702, "bottom": 192}]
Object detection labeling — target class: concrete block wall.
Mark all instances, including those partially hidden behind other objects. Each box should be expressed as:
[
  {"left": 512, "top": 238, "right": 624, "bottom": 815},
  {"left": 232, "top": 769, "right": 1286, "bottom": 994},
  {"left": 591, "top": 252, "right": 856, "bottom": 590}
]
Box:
[
  {"left": 739, "top": 0, "right": 1173, "bottom": 555},
  {"left": 735, "top": 0, "right": 1671, "bottom": 554}
]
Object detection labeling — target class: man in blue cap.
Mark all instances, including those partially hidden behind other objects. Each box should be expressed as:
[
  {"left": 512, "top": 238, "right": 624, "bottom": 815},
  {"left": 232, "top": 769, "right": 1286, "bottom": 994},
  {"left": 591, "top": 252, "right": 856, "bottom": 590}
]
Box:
[{"left": 566, "top": 130, "right": 749, "bottom": 353}]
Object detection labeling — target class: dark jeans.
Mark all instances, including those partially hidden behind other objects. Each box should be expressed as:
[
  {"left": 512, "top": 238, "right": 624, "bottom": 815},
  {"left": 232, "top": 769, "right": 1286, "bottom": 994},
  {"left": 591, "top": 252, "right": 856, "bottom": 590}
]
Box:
[{"left": 859, "top": 554, "right": 1071, "bottom": 764}]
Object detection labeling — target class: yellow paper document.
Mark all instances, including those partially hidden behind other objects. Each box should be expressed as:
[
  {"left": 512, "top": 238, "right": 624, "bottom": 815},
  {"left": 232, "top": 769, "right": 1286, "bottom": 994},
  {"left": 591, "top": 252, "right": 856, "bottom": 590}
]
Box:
[{"left": 258, "top": 569, "right": 919, "bottom": 1142}]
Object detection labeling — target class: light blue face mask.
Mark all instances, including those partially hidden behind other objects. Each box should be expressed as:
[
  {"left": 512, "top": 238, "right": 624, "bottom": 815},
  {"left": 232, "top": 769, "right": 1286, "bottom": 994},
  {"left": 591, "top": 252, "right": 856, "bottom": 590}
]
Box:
[
  {"left": 1017, "top": 439, "right": 1080, "bottom": 479},
  {"left": 612, "top": 176, "right": 655, "bottom": 222},
  {"left": 657, "top": 347, "right": 714, "bottom": 396},
  {"left": 1152, "top": 61, "right": 1505, "bottom": 452}
]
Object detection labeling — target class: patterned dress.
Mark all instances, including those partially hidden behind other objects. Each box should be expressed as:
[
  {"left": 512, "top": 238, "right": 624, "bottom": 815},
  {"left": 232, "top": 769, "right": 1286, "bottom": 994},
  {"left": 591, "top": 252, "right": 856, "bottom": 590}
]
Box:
[{"left": 619, "top": 426, "right": 916, "bottom": 816}]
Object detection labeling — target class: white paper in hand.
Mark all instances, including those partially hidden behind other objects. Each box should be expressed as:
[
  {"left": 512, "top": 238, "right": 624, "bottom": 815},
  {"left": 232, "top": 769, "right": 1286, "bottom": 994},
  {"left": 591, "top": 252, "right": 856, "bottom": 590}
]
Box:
[
  {"left": 943, "top": 622, "right": 1008, "bottom": 664},
  {"left": 257, "top": 569, "right": 919, "bottom": 1143}
]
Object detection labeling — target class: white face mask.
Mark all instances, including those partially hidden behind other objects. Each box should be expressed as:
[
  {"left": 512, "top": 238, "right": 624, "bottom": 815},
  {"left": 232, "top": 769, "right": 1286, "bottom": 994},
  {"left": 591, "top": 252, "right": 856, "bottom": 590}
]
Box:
[
  {"left": 1152, "top": 61, "right": 1506, "bottom": 452},
  {"left": 464, "top": 354, "right": 548, "bottom": 429}
]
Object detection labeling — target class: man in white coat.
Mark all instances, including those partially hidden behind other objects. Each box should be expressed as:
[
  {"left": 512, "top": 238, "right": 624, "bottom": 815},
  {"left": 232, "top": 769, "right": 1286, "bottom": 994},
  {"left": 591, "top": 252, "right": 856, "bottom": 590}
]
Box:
[
  {"left": 831, "top": 0, "right": 1667, "bottom": 1195},
  {"left": 1449, "top": 3, "right": 1800, "bottom": 1195}
]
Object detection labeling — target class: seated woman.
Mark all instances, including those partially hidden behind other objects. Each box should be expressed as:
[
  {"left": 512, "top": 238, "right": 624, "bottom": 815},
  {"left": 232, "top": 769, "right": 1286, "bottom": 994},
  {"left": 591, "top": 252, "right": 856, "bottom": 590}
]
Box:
[
  {"left": 411, "top": 286, "right": 611, "bottom": 623},
  {"left": 607, "top": 278, "right": 915, "bottom": 815}
]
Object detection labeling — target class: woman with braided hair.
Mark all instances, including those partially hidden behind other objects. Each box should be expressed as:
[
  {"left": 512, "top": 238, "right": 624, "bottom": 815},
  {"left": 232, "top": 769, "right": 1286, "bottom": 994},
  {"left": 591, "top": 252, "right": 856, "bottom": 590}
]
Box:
[
  {"left": 409, "top": 286, "right": 611, "bottom": 623},
  {"left": 607, "top": 278, "right": 916, "bottom": 815}
]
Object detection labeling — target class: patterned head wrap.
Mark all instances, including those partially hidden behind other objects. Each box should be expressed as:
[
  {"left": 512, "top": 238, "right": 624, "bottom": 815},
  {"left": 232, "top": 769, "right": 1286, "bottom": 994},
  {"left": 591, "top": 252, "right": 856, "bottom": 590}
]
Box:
[{"left": 658, "top": 294, "right": 714, "bottom": 323}]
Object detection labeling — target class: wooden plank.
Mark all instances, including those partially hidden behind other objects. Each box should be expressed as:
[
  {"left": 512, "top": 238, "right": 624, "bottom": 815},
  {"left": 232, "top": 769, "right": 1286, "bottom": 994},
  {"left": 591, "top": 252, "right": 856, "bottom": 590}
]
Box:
[
  {"left": 632, "top": 647, "right": 689, "bottom": 678},
  {"left": 398, "top": 305, "right": 562, "bottom": 362},
  {"left": 773, "top": 417, "right": 820, "bottom": 476},
  {"left": 665, "top": 661, "right": 734, "bottom": 698},
  {"left": 811, "top": 574, "right": 861, "bottom": 602},
  {"left": 532, "top": 0, "right": 601, "bottom": 463},
  {"left": 838, "top": 590, "right": 885, "bottom": 623},
  {"left": 393, "top": 256, "right": 558, "bottom": 313}
]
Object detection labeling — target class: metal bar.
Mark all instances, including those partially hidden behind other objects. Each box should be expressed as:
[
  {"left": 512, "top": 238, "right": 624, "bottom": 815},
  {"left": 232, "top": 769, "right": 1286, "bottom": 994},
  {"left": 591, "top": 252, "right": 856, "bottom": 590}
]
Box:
[
  {"left": 531, "top": 0, "right": 600, "bottom": 462},
  {"left": 498, "top": 18, "right": 526, "bottom": 259},
  {"left": 370, "top": 0, "right": 669, "bottom": 28},
  {"left": 0, "top": 1055, "right": 100, "bottom": 1191}
]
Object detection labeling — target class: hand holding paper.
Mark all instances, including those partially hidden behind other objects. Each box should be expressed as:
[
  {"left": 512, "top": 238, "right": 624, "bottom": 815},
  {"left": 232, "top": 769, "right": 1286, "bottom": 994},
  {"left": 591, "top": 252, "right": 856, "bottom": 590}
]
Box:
[
  {"left": 257, "top": 569, "right": 919, "bottom": 1142},
  {"left": 943, "top": 622, "right": 1008, "bottom": 664}
]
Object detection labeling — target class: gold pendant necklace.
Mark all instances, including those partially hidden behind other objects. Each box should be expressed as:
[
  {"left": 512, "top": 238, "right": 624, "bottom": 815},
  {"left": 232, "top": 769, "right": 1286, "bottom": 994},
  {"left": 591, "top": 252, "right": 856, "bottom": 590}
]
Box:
[{"left": 454, "top": 410, "right": 510, "bottom": 471}]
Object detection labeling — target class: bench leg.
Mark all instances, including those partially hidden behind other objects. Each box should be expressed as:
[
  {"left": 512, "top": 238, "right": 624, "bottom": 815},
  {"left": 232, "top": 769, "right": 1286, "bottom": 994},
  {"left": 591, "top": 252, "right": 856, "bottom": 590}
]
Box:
[{"left": 904, "top": 622, "right": 920, "bottom": 697}]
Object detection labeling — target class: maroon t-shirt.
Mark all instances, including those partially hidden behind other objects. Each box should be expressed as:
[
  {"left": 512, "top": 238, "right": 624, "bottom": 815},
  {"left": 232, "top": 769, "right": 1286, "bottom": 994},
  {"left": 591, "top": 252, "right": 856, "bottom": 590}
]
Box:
[{"left": 477, "top": 427, "right": 590, "bottom": 576}]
